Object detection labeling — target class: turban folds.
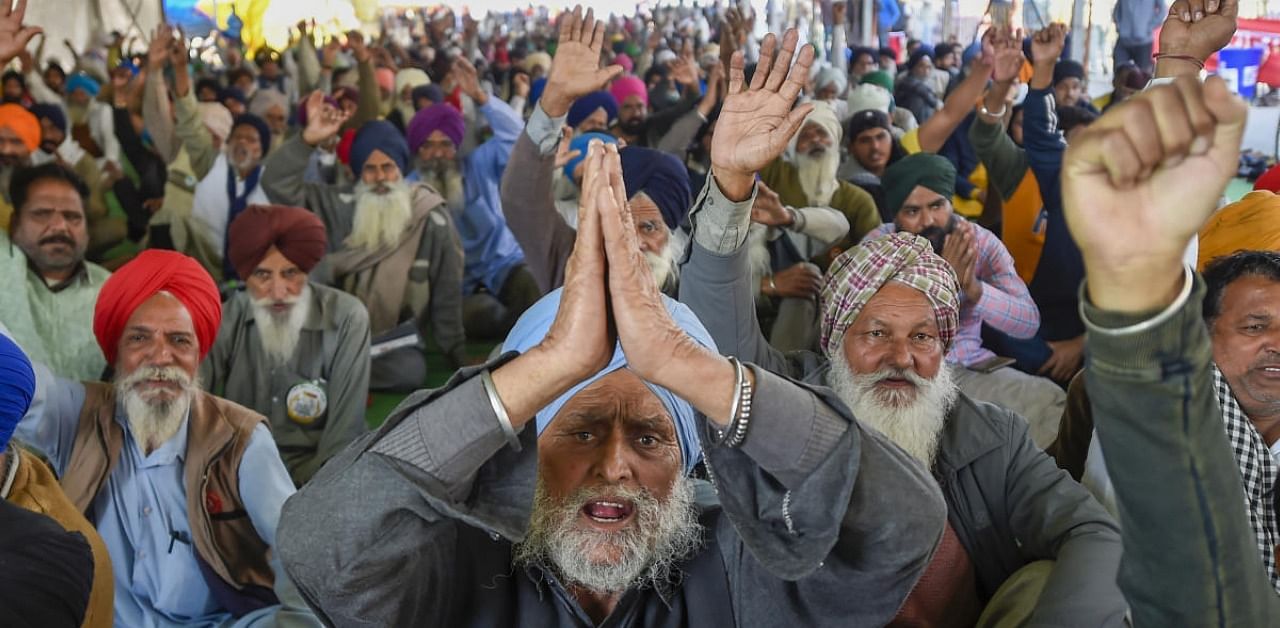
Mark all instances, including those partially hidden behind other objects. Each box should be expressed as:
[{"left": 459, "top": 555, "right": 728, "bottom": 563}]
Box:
[
  {"left": 1198, "top": 191, "right": 1280, "bottom": 271},
  {"left": 407, "top": 103, "right": 465, "bottom": 153},
  {"left": 847, "top": 83, "right": 893, "bottom": 116},
  {"left": 395, "top": 68, "right": 431, "bottom": 97},
  {"left": 610, "top": 75, "right": 648, "bottom": 108},
  {"left": 820, "top": 232, "right": 961, "bottom": 357},
  {"left": 65, "top": 73, "right": 101, "bottom": 97},
  {"left": 0, "top": 104, "right": 38, "bottom": 152},
  {"left": 619, "top": 146, "right": 691, "bottom": 230},
  {"left": 0, "top": 333, "right": 35, "bottom": 452},
  {"left": 567, "top": 91, "right": 618, "bottom": 129},
  {"left": 883, "top": 153, "right": 956, "bottom": 220},
  {"left": 501, "top": 288, "right": 717, "bottom": 475},
  {"left": 94, "top": 250, "right": 222, "bottom": 365},
  {"left": 227, "top": 205, "right": 328, "bottom": 280},
  {"left": 814, "top": 65, "right": 848, "bottom": 96},
  {"left": 28, "top": 103, "right": 66, "bottom": 134},
  {"left": 350, "top": 120, "right": 410, "bottom": 177}
]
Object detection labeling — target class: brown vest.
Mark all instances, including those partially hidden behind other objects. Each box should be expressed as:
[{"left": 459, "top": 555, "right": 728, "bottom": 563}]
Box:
[{"left": 60, "top": 383, "right": 276, "bottom": 603}]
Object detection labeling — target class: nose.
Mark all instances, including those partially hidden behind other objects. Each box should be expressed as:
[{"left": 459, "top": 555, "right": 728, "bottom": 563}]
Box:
[
  {"left": 47, "top": 211, "right": 69, "bottom": 232},
  {"left": 147, "top": 340, "right": 175, "bottom": 368},
  {"left": 269, "top": 279, "right": 289, "bottom": 302},
  {"left": 919, "top": 211, "right": 938, "bottom": 229},
  {"left": 594, "top": 430, "right": 635, "bottom": 485},
  {"left": 884, "top": 338, "right": 915, "bottom": 371}
]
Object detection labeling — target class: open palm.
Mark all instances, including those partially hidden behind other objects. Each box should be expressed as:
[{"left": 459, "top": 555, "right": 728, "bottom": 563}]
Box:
[
  {"left": 711, "top": 30, "right": 815, "bottom": 178},
  {"left": 543, "top": 6, "right": 622, "bottom": 115},
  {"left": 0, "top": 0, "right": 41, "bottom": 66}
]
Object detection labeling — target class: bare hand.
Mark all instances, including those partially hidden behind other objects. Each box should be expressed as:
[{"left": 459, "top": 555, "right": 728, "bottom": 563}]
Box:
[
  {"left": 542, "top": 6, "right": 623, "bottom": 117},
  {"left": 513, "top": 72, "right": 530, "bottom": 99},
  {"left": 711, "top": 29, "right": 815, "bottom": 201},
  {"left": 1064, "top": 75, "right": 1246, "bottom": 313},
  {"left": 147, "top": 23, "right": 171, "bottom": 70},
  {"left": 321, "top": 39, "right": 341, "bottom": 67},
  {"left": 554, "top": 126, "right": 581, "bottom": 169},
  {"left": 942, "top": 222, "right": 982, "bottom": 302},
  {"left": 167, "top": 28, "right": 188, "bottom": 69},
  {"left": 990, "top": 26, "right": 1026, "bottom": 83},
  {"left": 1162, "top": 0, "right": 1238, "bottom": 65},
  {"left": 301, "top": 90, "right": 352, "bottom": 146},
  {"left": 832, "top": 1, "right": 847, "bottom": 24},
  {"left": 669, "top": 39, "right": 700, "bottom": 87},
  {"left": 1038, "top": 335, "right": 1084, "bottom": 382},
  {"left": 768, "top": 263, "right": 823, "bottom": 299},
  {"left": 1030, "top": 23, "right": 1068, "bottom": 66},
  {"left": 750, "top": 181, "right": 792, "bottom": 227},
  {"left": 451, "top": 57, "right": 487, "bottom": 105},
  {"left": 346, "top": 30, "right": 370, "bottom": 63},
  {"left": 0, "top": 0, "right": 42, "bottom": 67}
]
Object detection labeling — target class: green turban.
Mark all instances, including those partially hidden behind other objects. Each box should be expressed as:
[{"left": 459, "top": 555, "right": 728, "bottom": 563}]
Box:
[
  {"left": 882, "top": 153, "right": 957, "bottom": 222},
  {"left": 861, "top": 70, "right": 894, "bottom": 92}
]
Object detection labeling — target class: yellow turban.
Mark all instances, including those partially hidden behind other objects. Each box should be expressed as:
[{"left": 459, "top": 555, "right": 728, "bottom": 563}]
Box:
[{"left": 1198, "top": 191, "right": 1280, "bottom": 271}]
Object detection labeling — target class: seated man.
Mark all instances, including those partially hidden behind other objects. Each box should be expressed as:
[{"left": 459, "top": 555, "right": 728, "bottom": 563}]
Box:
[
  {"left": 838, "top": 109, "right": 908, "bottom": 192},
  {"left": 28, "top": 103, "right": 119, "bottom": 257},
  {"left": 0, "top": 331, "right": 112, "bottom": 627},
  {"left": 407, "top": 59, "right": 538, "bottom": 340},
  {"left": 608, "top": 71, "right": 700, "bottom": 148},
  {"left": 862, "top": 153, "right": 1066, "bottom": 447},
  {"left": 0, "top": 163, "right": 109, "bottom": 381},
  {"left": 202, "top": 205, "right": 370, "bottom": 486},
  {"left": 566, "top": 90, "right": 617, "bottom": 133},
  {"left": 1062, "top": 70, "right": 1280, "bottom": 621},
  {"left": 501, "top": 31, "right": 692, "bottom": 296},
  {"left": 275, "top": 26, "right": 946, "bottom": 625},
  {"left": 1051, "top": 60, "right": 1099, "bottom": 113},
  {"left": 263, "top": 104, "right": 467, "bottom": 391},
  {"left": 15, "top": 250, "right": 316, "bottom": 626}
]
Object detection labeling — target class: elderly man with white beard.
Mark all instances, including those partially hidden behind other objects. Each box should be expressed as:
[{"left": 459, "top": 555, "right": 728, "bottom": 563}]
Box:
[
  {"left": 407, "top": 57, "right": 539, "bottom": 341},
  {"left": 13, "top": 249, "right": 318, "bottom": 627},
  {"left": 201, "top": 205, "right": 370, "bottom": 486},
  {"left": 263, "top": 96, "right": 467, "bottom": 391},
  {"left": 274, "top": 29, "right": 948, "bottom": 623},
  {"left": 678, "top": 129, "right": 1126, "bottom": 622}
]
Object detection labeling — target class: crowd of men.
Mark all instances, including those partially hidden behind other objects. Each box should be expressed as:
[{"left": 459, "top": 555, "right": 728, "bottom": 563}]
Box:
[{"left": 0, "top": 0, "right": 1278, "bottom": 624}]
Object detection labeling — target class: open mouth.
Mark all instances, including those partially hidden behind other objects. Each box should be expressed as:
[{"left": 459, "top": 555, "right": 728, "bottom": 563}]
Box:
[{"left": 581, "top": 499, "right": 636, "bottom": 525}]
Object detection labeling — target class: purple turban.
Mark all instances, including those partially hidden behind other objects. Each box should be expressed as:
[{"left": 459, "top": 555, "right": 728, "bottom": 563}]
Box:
[{"left": 407, "top": 103, "right": 465, "bottom": 154}]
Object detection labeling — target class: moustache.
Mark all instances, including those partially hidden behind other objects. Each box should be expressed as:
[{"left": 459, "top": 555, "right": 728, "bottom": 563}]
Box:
[{"left": 39, "top": 234, "right": 75, "bottom": 247}]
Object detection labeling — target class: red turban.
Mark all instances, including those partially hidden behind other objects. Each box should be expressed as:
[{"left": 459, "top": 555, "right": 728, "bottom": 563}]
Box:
[
  {"left": 226, "top": 205, "right": 328, "bottom": 281},
  {"left": 93, "top": 250, "right": 222, "bottom": 366}
]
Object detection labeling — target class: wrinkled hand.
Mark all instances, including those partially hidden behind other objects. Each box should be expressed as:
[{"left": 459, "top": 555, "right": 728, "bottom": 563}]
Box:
[
  {"left": 942, "top": 222, "right": 983, "bottom": 303},
  {"left": 750, "top": 181, "right": 792, "bottom": 227},
  {"left": 1030, "top": 23, "right": 1068, "bottom": 66},
  {"left": 0, "top": 0, "right": 40, "bottom": 66},
  {"left": 1039, "top": 335, "right": 1084, "bottom": 382},
  {"left": 990, "top": 26, "right": 1026, "bottom": 83},
  {"left": 301, "top": 90, "right": 352, "bottom": 146},
  {"left": 554, "top": 126, "right": 581, "bottom": 169},
  {"left": 542, "top": 6, "right": 623, "bottom": 117},
  {"left": 768, "top": 263, "right": 823, "bottom": 299},
  {"left": 1162, "top": 0, "right": 1238, "bottom": 65},
  {"left": 451, "top": 57, "right": 487, "bottom": 104},
  {"left": 711, "top": 29, "right": 815, "bottom": 200},
  {"left": 1064, "top": 75, "right": 1246, "bottom": 313}
]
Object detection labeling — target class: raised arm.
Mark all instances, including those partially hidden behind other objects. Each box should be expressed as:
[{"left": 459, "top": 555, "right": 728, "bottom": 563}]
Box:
[
  {"left": 261, "top": 91, "right": 351, "bottom": 211},
  {"left": 915, "top": 33, "right": 993, "bottom": 153},
  {"left": 970, "top": 29, "right": 1029, "bottom": 201}
]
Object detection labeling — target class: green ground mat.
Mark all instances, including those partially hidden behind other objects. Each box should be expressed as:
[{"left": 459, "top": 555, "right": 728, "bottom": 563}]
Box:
[{"left": 365, "top": 341, "right": 497, "bottom": 429}]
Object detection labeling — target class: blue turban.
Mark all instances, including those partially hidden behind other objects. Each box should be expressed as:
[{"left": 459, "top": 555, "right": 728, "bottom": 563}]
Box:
[
  {"left": 566, "top": 91, "right": 618, "bottom": 129},
  {"left": 0, "top": 334, "right": 35, "bottom": 452},
  {"left": 620, "top": 146, "right": 691, "bottom": 230},
  {"left": 563, "top": 132, "right": 618, "bottom": 181},
  {"left": 501, "top": 288, "right": 717, "bottom": 476},
  {"left": 29, "top": 103, "right": 66, "bottom": 134},
  {"left": 232, "top": 113, "right": 271, "bottom": 152},
  {"left": 65, "top": 73, "right": 100, "bottom": 97},
  {"left": 529, "top": 77, "right": 547, "bottom": 106},
  {"left": 350, "top": 120, "right": 410, "bottom": 177}
]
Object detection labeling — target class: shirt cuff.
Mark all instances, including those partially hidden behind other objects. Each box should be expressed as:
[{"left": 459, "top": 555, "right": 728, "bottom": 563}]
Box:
[
  {"left": 689, "top": 171, "right": 758, "bottom": 255},
  {"left": 528, "top": 102, "right": 566, "bottom": 156},
  {"left": 1080, "top": 265, "right": 1194, "bottom": 336}
]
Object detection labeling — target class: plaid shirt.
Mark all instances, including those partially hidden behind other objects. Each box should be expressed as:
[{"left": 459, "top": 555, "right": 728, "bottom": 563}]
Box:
[
  {"left": 863, "top": 222, "right": 1040, "bottom": 367},
  {"left": 1215, "top": 367, "right": 1280, "bottom": 592}
]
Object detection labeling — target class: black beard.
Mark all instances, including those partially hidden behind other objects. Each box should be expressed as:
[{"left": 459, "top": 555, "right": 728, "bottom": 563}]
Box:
[{"left": 619, "top": 118, "right": 646, "bottom": 136}]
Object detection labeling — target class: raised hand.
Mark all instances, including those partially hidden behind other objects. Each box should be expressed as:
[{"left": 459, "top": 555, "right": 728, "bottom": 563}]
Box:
[
  {"left": 1063, "top": 75, "right": 1246, "bottom": 313},
  {"left": 990, "top": 26, "right": 1026, "bottom": 83},
  {"left": 710, "top": 29, "right": 816, "bottom": 201},
  {"left": 450, "top": 57, "right": 488, "bottom": 105},
  {"left": 0, "top": 0, "right": 41, "bottom": 66},
  {"left": 669, "top": 39, "right": 700, "bottom": 87},
  {"left": 1161, "top": 0, "right": 1238, "bottom": 74},
  {"left": 541, "top": 6, "right": 623, "bottom": 118},
  {"left": 1029, "top": 23, "right": 1068, "bottom": 66},
  {"left": 167, "top": 27, "right": 189, "bottom": 69},
  {"left": 553, "top": 126, "right": 580, "bottom": 169},
  {"left": 301, "top": 90, "right": 352, "bottom": 146},
  {"left": 513, "top": 72, "right": 530, "bottom": 99},
  {"left": 147, "top": 24, "right": 172, "bottom": 71},
  {"left": 697, "top": 61, "right": 724, "bottom": 117},
  {"left": 346, "top": 30, "right": 370, "bottom": 63}
]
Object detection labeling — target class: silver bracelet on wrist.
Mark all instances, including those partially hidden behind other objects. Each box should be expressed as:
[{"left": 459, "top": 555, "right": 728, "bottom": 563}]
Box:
[
  {"left": 480, "top": 369, "right": 522, "bottom": 452},
  {"left": 717, "top": 357, "right": 755, "bottom": 448},
  {"left": 979, "top": 102, "right": 1008, "bottom": 119}
]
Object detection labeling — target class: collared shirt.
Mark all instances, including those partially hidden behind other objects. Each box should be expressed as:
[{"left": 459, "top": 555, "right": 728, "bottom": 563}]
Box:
[
  {"left": 202, "top": 283, "right": 370, "bottom": 485},
  {"left": 863, "top": 222, "right": 1041, "bottom": 367},
  {"left": 16, "top": 373, "right": 303, "bottom": 628},
  {"left": 0, "top": 229, "right": 109, "bottom": 380}
]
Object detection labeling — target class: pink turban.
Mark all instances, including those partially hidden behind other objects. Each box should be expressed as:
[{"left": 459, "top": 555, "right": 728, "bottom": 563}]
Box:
[{"left": 610, "top": 75, "right": 648, "bottom": 108}]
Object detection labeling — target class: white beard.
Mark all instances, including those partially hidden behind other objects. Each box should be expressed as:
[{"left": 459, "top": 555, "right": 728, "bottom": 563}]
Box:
[
  {"left": 827, "top": 353, "right": 958, "bottom": 465},
  {"left": 514, "top": 476, "right": 701, "bottom": 595},
  {"left": 251, "top": 284, "right": 312, "bottom": 365},
  {"left": 795, "top": 148, "right": 840, "bottom": 207},
  {"left": 420, "top": 161, "right": 465, "bottom": 214},
  {"left": 115, "top": 365, "right": 199, "bottom": 454},
  {"left": 349, "top": 180, "right": 414, "bottom": 251},
  {"left": 645, "top": 233, "right": 680, "bottom": 291}
]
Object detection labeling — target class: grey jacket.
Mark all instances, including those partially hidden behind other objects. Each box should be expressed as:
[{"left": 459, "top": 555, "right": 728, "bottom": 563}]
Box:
[
  {"left": 677, "top": 176, "right": 1127, "bottom": 625},
  {"left": 1083, "top": 273, "right": 1280, "bottom": 624},
  {"left": 275, "top": 355, "right": 948, "bottom": 627},
  {"left": 201, "top": 282, "right": 370, "bottom": 485}
]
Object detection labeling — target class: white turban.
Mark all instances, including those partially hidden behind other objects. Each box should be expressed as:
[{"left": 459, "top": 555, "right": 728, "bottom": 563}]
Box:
[
  {"left": 197, "top": 102, "right": 234, "bottom": 142},
  {"left": 847, "top": 83, "right": 893, "bottom": 116}
]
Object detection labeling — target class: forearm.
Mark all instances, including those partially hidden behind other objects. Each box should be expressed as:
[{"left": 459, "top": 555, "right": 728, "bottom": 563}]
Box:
[
  {"left": 917, "top": 64, "right": 988, "bottom": 153},
  {"left": 1022, "top": 86, "right": 1067, "bottom": 173},
  {"left": 968, "top": 115, "right": 1029, "bottom": 200},
  {"left": 354, "top": 61, "right": 381, "bottom": 127},
  {"left": 689, "top": 170, "right": 758, "bottom": 254},
  {"left": 974, "top": 279, "right": 1041, "bottom": 338},
  {"left": 788, "top": 206, "right": 850, "bottom": 247},
  {"left": 142, "top": 70, "right": 178, "bottom": 163},
  {"left": 261, "top": 136, "right": 315, "bottom": 207},
  {"left": 654, "top": 108, "right": 705, "bottom": 157},
  {"left": 479, "top": 97, "right": 524, "bottom": 142},
  {"left": 500, "top": 128, "right": 575, "bottom": 292},
  {"left": 173, "top": 88, "right": 217, "bottom": 178}
]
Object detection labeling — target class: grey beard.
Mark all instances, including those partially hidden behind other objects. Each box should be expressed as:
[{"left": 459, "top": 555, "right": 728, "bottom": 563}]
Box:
[
  {"left": 115, "top": 365, "right": 199, "bottom": 453},
  {"left": 826, "top": 352, "right": 957, "bottom": 465},
  {"left": 794, "top": 149, "right": 839, "bottom": 207},
  {"left": 419, "top": 159, "right": 465, "bottom": 213},
  {"left": 250, "top": 284, "right": 312, "bottom": 365},
  {"left": 645, "top": 232, "right": 680, "bottom": 291},
  {"left": 513, "top": 476, "right": 702, "bottom": 595},
  {"left": 349, "top": 180, "right": 414, "bottom": 250}
]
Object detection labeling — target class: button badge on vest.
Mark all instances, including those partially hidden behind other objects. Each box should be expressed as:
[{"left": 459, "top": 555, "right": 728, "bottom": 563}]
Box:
[{"left": 286, "top": 381, "right": 327, "bottom": 426}]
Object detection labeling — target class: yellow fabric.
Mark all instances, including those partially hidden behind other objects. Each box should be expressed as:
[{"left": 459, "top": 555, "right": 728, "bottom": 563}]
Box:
[
  {"left": 0, "top": 196, "right": 11, "bottom": 231},
  {"left": 1198, "top": 190, "right": 1280, "bottom": 271},
  {"left": 1001, "top": 172, "right": 1047, "bottom": 284},
  {"left": 1092, "top": 93, "right": 1114, "bottom": 112},
  {"left": 897, "top": 130, "right": 985, "bottom": 218},
  {"left": 6, "top": 448, "right": 114, "bottom": 628}
]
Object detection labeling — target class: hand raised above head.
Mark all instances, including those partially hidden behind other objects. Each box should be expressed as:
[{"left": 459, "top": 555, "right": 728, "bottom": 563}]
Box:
[
  {"left": 301, "top": 90, "right": 352, "bottom": 147},
  {"left": 542, "top": 5, "right": 623, "bottom": 118},
  {"left": 0, "top": 0, "right": 41, "bottom": 67}
]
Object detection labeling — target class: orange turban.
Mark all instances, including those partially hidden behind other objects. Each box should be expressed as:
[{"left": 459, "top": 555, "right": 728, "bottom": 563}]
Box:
[
  {"left": 1198, "top": 190, "right": 1280, "bottom": 271},
  {"left": 0, "top": 104, "right": 39, "bottom": 153},
  {"left": 93, "top": 250, "right": 222, "bottom": 366},
  {"left": 226, "top": 205, "right": 328, "bottom": 281}
]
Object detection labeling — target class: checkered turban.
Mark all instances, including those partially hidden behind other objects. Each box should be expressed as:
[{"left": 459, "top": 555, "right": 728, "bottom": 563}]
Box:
[{"left": 819, "top": 231, "right": 961, "bottom": 357}]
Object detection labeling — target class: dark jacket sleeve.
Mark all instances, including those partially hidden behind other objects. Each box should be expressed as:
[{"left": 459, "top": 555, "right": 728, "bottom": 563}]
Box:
[
  {"left": 1084, "top": 274, "right": 1280, "bottom": 625},
  {"left": 1045, "top": 373, "right": 1094, "bottom": 481},
  {"left": 967, "top": 116, "right": 1028, "bottom": 202},
  {"left": 499, "top": 129, "right": 577, "bottom": 293},
  {"left": 421, "top": 206, "right": 468, "bottom": 366}
]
